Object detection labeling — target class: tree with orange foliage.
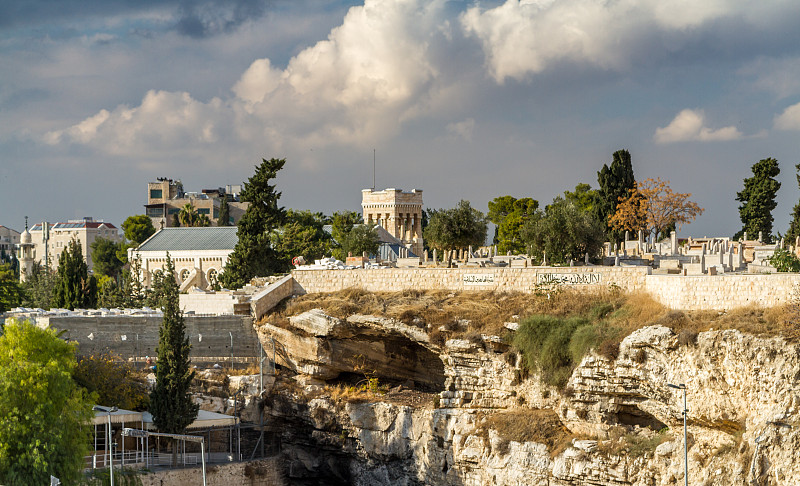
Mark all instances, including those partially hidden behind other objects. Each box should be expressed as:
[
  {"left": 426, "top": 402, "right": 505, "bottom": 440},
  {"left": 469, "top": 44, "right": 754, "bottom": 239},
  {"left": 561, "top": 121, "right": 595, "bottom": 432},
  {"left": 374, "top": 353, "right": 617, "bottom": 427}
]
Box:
[{"left": 609, "top": 178, "right": 703, "bottom": 241}]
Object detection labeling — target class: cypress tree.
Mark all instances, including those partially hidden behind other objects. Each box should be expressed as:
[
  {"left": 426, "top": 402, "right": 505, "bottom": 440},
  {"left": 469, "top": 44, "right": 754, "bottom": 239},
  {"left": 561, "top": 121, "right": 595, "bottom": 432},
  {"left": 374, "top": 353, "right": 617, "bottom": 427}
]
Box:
[
  {"left": 149, "top": 254, "right": 198, "bottom": 465},
  {"left": 220, "top": 158, "right": 287, "bottom": 289},
  {"left": 596, "top": 149, "right": 635, "bottom": 243},
  {"left": 735, "top": 158, "right": 781, "bottom": 242},
  {"left": 218, "top": 197, "right": 231, "bottom": 226},
  {"left": 52, "top": 239, "right": 97, "bottom": 310}
]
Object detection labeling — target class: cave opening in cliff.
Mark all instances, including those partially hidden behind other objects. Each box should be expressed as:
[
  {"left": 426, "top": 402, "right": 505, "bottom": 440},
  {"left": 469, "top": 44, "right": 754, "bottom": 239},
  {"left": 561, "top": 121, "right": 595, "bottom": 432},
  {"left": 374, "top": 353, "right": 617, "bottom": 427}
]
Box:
[{"left": 612, "top": 405, "right": 667, "bottom": 431}]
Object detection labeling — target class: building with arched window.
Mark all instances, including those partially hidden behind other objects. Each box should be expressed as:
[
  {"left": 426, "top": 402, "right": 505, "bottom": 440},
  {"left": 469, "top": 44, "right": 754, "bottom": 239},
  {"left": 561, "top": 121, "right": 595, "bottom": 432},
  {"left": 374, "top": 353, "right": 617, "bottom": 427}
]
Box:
[{"left": 130, "top": 227, "right": 237, "bottom": 291}]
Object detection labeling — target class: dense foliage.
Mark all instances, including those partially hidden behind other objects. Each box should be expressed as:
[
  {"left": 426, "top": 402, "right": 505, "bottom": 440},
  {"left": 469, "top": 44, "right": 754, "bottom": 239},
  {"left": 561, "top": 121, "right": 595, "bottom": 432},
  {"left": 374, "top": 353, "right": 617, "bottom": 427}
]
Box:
[
  {"left": 596, "top": 149, "right": 636, "bottom": 243},
  {"left": 52, "top": 239, "right": 97, "bottom": 310},
  {"left": 90, "top": 237, "right": 125, "bottom": 280},
  {"left": 487, "top": 196, "right": 539, "bottom": 254},
  {"left": 218, "top": 197, "right": 231, "bottom": 226},
  {"left": 521, "top": 198, "right": 606, "bottom": 264},
  {"left": 768, "top": 248, "right": 800, "bottom": 272},
  {"left": 273, "top": 210, "right": 332, "bottom": 268},
  {"left": 74, "top": 354, "right": 149, "bottom": 411},
  {"left": 735, "top": 157, "right": 781, "bottom": 242},
  {"left": 121, "top": 215, "right": 156, "bottom": 245},
  {"left": 0, "top": 318, "right": 94, "bottom": 485},
  {"left": 424, "top": 200, "right": 487, "bottom": 252},
  {"left": 0, "top": 264, "right": 23, "bottom": 312},
  {"left": 786, "top": 163, "right": 800, "bottom": 243},
  {"left": 220, "top": 157, "right": 287, "bottom": 289}
]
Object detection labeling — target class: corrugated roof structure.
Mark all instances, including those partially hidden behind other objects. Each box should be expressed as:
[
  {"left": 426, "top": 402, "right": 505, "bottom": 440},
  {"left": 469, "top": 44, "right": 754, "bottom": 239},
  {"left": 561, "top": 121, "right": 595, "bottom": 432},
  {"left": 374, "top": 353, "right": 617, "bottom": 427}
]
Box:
[{"left": 137, "top": 227, "right": 238, "bottom": 252}]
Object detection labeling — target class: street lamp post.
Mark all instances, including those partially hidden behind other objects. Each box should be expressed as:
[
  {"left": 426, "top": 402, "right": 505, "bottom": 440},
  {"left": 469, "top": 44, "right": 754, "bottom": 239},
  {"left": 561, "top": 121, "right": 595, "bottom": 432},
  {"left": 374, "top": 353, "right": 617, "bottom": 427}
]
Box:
[
  {"left": 668, "top": 383, "right": 688, "bottom": 486},
  {"left": 93, "top": 406, "right": 119, "bottom": 486}
]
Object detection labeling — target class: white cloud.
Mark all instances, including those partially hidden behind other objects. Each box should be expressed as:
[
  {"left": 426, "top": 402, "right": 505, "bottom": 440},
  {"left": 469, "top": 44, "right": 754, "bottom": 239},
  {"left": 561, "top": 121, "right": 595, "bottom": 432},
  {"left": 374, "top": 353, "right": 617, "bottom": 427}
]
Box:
[
  {"left": 460, "top": 0, "right": 781, "bottom": 83},
  {"left": 774, "top": 102, "right": 800, "bottom": 131},
  {"left": 46, "top": 0, "right": 454, "bottom": 154},
  {"left": 654, "top": 109, "right": 743, "bottom": 143},
  {"left": 45, "top": 90, "right": 231, "bottom": 156}
]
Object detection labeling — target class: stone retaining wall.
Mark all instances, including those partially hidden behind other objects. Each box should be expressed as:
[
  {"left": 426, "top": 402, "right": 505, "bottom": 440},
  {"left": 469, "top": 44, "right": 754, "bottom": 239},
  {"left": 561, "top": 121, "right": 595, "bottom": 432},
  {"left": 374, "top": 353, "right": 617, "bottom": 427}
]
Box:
[
  {"left": 291, "top": 266, "right": 651, "bottom": 295},
  {"left": 292, "top": 267, "right": 800, "bottom": 311},
  {"left": 645, "top": 273, "right": 800, "bottom": 310}
]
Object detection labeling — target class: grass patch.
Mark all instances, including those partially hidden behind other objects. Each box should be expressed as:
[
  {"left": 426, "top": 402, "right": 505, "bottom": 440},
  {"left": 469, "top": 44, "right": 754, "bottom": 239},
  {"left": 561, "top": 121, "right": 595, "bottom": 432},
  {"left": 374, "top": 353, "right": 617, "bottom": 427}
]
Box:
[
  {"left": 596, "top": 425, "right": 671, "bottom": 458},
  {"left": 477, "top": 408, "right": 575, "bottom": 457}
]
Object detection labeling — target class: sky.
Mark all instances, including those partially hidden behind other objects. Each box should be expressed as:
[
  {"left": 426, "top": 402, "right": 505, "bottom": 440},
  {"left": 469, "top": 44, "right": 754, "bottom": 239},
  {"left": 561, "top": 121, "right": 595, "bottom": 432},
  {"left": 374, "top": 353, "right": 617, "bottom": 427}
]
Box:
[{"left": 3, "top": 0, "right": 800, "bottom": 239}]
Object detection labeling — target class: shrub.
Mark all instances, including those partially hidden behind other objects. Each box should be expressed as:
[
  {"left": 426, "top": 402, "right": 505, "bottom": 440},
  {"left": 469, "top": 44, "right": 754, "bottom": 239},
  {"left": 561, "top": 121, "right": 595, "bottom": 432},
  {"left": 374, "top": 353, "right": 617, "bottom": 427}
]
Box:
[
  {"left": 513, "top": 315, "right": 590, "bottom": 388},
  {"left": 677, "top": 329, "right": 699, "bottom": 347}
]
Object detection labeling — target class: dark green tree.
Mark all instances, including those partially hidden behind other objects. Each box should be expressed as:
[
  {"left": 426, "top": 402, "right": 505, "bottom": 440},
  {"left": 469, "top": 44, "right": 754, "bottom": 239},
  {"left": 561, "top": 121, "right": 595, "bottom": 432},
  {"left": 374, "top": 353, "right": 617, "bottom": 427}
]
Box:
[
  {"left": 786, "top": 164, "right": 800, "bottom": 243},
  {"left": 20, "top": 262, "right": 56, "bottom": 309},
  {"left": 424, "top": 200, "right": 487, "bottom": 252},
  {"left": 735, "top": 158, "right": 781, "bottom": 242},
  {"left": 52, "top": 239, "right": 97, "bottom": 310},
  {"left": 0, "top": 318, "right": 94, "bottom": 485},
  {"left": 272, "top": 210, "right": 332, "bottom": 269},
  {"left": 521, "top": 197, "right": 606, "bottom": 265},
  {"left": 0, "top": 264, "right": 24, "bottom": 312},
  {"left": 487, "top": 196, "right": 539, "bottom": 254},
  {"left": 218, "top": 197, "right": 231, "bottom": 226},
  {"left": 220, "top": 158, "right": 287, "bottom": 289},
  {"left": 564, "top": 183, "right": 601, "bottom": 214},
  {"left": 596, "top": 149, "right": 635, "bottom": 243},
  {"left": 149, "top": 255, "right": 199, "bottom": 465},
  {"left": 121, "top": 215, "right": 156, "bottom": 245},
  {"left": 90, "top": 237, "right": 124, "bottom": 280},
  {"left": 338, "top": 224, "right": 380, "bottom": 260}
]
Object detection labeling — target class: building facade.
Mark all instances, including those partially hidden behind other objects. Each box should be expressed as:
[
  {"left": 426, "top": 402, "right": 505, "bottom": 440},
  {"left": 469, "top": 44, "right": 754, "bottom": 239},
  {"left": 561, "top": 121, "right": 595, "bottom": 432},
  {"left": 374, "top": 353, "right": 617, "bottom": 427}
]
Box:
[
  {"left": 28, "top": 218, "right": 121, "bottom": 272},
  {"left": 0, "top": 225, "right": 20, "bottom": 254},
  {"left": 361, "top": 188, "right": 424, "bottom": 257},
  {"left": 145, "top": 178, "right": 249, "bottom": 229},
  {"left": 130, "top": 226, "right": 237, "bottom": 291}
]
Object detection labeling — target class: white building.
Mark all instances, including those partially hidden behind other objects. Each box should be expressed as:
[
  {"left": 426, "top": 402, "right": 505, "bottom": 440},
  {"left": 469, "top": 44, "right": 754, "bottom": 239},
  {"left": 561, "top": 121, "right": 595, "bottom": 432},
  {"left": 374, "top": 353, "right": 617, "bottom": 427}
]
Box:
[
  {"left": 130, "top": 226, "right": 238, "bottom": 291},
  {"left": 29, "top": 218, "right": 121, "bottom": 272}
]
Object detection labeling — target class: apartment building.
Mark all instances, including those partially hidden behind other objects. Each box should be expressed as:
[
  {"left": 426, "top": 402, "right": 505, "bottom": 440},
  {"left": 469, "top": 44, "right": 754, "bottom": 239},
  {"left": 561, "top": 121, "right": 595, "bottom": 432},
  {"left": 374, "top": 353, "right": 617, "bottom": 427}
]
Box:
[
  {"left": 145, "top": 178, "right": 249, "bottom": 229},
  {"left": 29, "top": 218, "right": 121, "bottom": 272}
]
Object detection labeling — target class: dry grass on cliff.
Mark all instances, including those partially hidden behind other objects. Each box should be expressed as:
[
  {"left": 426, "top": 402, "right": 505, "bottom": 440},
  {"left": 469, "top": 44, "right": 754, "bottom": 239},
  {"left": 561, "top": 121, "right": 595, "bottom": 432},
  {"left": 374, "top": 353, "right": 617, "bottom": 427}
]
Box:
[
  {"left": 263, "top": 287, "right": 669, "bottom": 339},
  {"left": 476, "top": 408, "right": 575, "bottom": 457}
]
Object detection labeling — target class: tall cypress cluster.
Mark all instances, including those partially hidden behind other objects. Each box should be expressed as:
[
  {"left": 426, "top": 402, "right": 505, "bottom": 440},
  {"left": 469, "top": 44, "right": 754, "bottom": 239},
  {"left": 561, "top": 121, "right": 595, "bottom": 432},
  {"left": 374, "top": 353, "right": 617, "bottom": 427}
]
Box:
[
  {"left": 52, "top": 239, "right": 97, "bottom": 310},
  {"left": 149, "top": 254, "right": 198, "bottom": 444}
]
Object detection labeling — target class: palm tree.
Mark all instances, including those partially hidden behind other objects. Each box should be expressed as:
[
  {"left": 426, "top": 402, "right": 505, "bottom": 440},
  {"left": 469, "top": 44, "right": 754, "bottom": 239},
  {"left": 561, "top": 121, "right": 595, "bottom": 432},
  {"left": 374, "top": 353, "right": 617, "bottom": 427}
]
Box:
[{"left": 178, "top": 203, "right": 198, "bottom": 227}]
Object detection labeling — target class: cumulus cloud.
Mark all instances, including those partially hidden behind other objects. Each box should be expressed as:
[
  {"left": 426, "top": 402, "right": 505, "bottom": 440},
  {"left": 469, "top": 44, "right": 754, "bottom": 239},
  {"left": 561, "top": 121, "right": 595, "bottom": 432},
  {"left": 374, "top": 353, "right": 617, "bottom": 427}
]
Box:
[
  {"left": 460, "top": 0, "right": 788, "bottom": 83},
  {"left": 774, "top": 102, "right": 800, "bottom": 131},
  {"left": 48, "top": 0, "right": 451, "bottom": 154},
  {"left": 654, "top": 109, "right": 743, "bottom": 143},
  {"left": 45, "top": 90, "right": 231, "bottom": 155}
]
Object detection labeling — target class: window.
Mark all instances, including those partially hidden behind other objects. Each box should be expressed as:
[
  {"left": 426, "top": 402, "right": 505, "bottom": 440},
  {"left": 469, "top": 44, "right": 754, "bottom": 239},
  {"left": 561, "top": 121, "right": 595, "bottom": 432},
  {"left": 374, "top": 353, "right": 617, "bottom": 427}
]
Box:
[
  {"left": 197, "top": 208, "right": 210, "bottom": 215},
  {"left": 180, "top": 269, "right": 191, "bottom": 282},
  {"left": 213, "top": 208, "right": 219, "bottom": 218},
  {"left": 167, "top": 208, "right": 179, "bottom": 215},
  {"left": 150, "top": 189, "right": 163, "bottom": 199},
  {"left": 146, "top": 207, "right": 164, "bottom": 218}
]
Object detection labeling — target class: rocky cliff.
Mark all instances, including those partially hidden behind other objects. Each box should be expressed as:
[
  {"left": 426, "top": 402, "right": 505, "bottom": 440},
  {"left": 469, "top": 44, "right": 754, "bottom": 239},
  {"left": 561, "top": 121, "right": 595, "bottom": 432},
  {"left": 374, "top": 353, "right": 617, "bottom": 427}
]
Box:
[{"left": 254, "top": 309, "right": 800, "bottom": 485}]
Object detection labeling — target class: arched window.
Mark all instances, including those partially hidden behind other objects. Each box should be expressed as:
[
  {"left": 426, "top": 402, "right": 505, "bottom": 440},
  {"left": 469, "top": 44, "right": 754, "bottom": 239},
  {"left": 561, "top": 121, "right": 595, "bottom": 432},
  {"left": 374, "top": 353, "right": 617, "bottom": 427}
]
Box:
[{"left": 207, "top": 268, "right": 218, "bottom": 286}]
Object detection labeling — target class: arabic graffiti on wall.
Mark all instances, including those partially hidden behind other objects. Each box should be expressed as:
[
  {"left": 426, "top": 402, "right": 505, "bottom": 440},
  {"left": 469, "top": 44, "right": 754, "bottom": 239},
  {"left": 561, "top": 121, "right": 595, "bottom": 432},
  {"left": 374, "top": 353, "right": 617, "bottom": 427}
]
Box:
[
  {"left": 537, "top": 273, "right": 602, "bottom": 285},
  {"left": 462, "top": 274, "right": 495, "bottom": 285}
]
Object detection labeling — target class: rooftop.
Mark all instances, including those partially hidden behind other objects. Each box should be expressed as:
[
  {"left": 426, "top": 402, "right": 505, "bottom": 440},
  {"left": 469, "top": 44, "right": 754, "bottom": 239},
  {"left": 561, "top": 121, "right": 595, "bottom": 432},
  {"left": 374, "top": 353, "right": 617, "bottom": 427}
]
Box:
[{"left": 137, "top": 226, "right": 238, "bottom": 252}]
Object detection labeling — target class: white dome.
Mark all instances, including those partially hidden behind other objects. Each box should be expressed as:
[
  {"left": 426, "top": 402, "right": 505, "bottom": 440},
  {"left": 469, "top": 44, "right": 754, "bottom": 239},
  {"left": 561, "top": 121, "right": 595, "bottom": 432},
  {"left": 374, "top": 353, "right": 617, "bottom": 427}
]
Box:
[{"left": 20, "top": 229, "right": 31, "bottom": 244}]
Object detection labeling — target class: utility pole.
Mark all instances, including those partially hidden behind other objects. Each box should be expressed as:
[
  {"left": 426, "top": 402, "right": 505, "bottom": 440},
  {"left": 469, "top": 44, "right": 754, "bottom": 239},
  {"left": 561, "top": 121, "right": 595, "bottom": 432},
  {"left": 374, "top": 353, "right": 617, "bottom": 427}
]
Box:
[{"left": 668, "top": 383, "right": 688, "bottom": 486}]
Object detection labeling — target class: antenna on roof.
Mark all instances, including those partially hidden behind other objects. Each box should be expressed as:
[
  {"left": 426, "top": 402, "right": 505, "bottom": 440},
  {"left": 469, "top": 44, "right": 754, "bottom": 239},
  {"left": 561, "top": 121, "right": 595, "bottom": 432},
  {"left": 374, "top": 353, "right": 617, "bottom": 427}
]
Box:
[{"left": 373, "top": 148, "right": 376, "bottom": 191}]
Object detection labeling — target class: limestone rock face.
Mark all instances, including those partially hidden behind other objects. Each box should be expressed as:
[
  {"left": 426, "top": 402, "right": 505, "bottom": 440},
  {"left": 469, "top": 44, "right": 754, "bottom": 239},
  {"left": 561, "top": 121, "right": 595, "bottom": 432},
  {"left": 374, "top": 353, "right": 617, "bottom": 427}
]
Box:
[
  {"left": 259, "top": 323, "right": 800, "bottom": 485},
  {"left": 259, "top": 309, "right": 445, "bottom": 388}
]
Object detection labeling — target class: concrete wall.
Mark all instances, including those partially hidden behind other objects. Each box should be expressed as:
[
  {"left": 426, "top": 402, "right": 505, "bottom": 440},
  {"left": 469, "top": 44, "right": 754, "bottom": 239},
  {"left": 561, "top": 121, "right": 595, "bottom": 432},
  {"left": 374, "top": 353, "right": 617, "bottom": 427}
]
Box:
[
  {"left": 291, "top": 266, "right": 651, "bottom": 295},
  {"left": 181, "top": 292, "right": 247, "bottom": 315},
  {"left": 40, "top": 315, "right": 262, "bottom": 365},
  {"left": 140, "top": 458, "right": 283, "bottom": 486}
]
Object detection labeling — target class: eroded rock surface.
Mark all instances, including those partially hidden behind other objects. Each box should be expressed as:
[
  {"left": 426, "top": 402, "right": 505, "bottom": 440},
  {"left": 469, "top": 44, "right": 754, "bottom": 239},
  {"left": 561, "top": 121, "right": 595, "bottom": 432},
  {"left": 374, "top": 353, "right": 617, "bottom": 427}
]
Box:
[{"left": 253, "top": 311, "right": 800, "bottom": 485}]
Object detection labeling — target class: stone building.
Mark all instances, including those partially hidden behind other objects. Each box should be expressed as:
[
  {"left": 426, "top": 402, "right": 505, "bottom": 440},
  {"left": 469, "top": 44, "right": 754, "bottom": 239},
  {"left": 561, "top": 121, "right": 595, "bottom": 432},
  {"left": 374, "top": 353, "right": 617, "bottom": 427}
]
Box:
[
  {"left": 0, "top": 225, "right": 20, "bottom": 254},
  {"left": 130, "top": 226, "right": 237, "bottom": 291},
  {"left": 361, "top": 188, "right": 424, "bottom": 257},
  {"left": 145, "top": 177, "right": 249, "bottom": 229},
  {"left": 28, "top": 218, "right": 121, "bottom": 272}
]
